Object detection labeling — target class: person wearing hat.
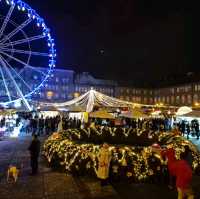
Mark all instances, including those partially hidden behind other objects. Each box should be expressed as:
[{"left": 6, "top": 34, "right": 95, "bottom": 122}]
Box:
[{"left": 152, "top": 144, "right": 194, "bottom": 199}]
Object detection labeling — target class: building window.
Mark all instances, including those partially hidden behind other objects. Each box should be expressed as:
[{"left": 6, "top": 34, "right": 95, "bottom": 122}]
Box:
[
  {"left": 195, "top": 85, "right": 198, "bottom": 91},
  {"left": 181, "top": 95, "right": 185, "bottom": 104},
  {"left": 176, "top": 96, "right": 180, "bottom": 104},
  {"left": 166, "top": 96, "right": 170, "bottom": 103},
  {"left": 193, "top": 94, "right": 198, "bottom": 103},
  {"left": 170, "top": 88, "right": 175, "bottom": 94},
  {"left": 171, "top": 96, "right": 174, "bottom": 103},
  {"left": 187, "top": 94, "right": 192, "bottom": 104},
  {"left": 46, "top": 91, "right": 54, "bottom": 100}
]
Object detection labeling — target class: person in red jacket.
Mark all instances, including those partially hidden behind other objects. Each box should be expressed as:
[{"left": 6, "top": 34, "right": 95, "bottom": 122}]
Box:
[{"left": 152, "top": 144, "right": 194, "bottom": 199}]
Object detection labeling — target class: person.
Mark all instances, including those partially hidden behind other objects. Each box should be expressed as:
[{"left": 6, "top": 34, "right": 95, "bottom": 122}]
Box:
[
  {"left": 182, "top": 145, "right": 193, "bottom": 169},
  {"left": 28, "top": 134, "right": 41, "bottom": 175},
  {"left": 57, "top": 117, "right": 63, "bottom": 132},
  {"left": 152, "top": 144, "right": 194, "bottom": 199},
  {"left": 96, "top": 143, "right": 112, "bottom": 186}
]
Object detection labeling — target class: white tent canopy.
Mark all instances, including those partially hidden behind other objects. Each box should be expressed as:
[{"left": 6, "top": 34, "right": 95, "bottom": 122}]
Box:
[
  {"left": 40, "top": 89, "right": 178, "bottom": 113},
  {"left": 176, "top": 106, "right": 192, "bottom": 116},
  {"left": 40, "top": 89, "right": 140, "bottom": 112}
]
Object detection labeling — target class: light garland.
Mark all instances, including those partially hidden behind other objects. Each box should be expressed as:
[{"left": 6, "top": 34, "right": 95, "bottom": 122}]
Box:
[{"left": 43, "top": 128, "right": 200, "bottom": 182}]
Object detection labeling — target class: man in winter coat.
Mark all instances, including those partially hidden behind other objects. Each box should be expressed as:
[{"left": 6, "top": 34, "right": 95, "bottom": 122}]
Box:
[{"left": 28, "top": 135, "right": 40, "bottom": 175}]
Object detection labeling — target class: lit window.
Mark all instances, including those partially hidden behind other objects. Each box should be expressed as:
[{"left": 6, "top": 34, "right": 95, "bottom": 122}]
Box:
[
  {"left": 46, "top": 91, "right": 54, "bottom": 99},
  {"left": 166, "top": 96, "right": 170, "bottom": 103},
  {"left": 187, "top": 95, "right": 192, "bottom": 104},
  {"left": 193, "top": 94, "right": 198, "bottom": 103},
  {"left": 176, "top": 96, "right": 180, "bottom": 103}
]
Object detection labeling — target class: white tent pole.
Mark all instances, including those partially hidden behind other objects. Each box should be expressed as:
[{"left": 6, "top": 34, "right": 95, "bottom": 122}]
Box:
[{"left": 86, "top": 89, "right": 95, "bottom": 112}]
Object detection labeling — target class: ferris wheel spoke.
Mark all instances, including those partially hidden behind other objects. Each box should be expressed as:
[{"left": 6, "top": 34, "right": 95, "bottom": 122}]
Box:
[
  {"left": 0, "top": 47, "right": 49, "bottom": 56},
  {"left": 0, "top": 4, "right": 15, "bottom": 39},
  {"left": 0, "top": 35, "right": 45, "bottom": 48},
  {"left": 1, "top": 55, "right": 32, "bottom": 91},
  {"left": 0, "top": 51, "right": 47, "bottom": 76},
  {"left": 0, "top": 60, "right": 12, "bottom": 102},
  {"left": 0, "top": 18, "right": 32, "bottom": 44},
  {"left": 0, "top": 55, "right": 31, "bottom": 110}
]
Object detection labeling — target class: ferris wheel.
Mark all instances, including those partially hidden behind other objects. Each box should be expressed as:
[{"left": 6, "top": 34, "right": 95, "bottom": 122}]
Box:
[{"left": 0, "top": 0, "right": 56, "bottom": 110}]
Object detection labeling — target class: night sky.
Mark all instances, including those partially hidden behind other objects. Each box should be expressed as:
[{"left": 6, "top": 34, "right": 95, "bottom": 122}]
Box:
[{"left": 25, "top": 0, "right": 192, "bottom": 85}]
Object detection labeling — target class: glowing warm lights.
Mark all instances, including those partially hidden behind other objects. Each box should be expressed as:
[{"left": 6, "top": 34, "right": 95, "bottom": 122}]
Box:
[
  {"left": 195, "top": 102, "right": 199, "bottom": 107},
  {"left": 43, "top": 128, "right": 200, "bottom": 181},
  {"left": 46, "top": 91, "right": 54, "bottom": 99},
  {"left": 176, "top": 106, "right": 192, "bottom": 116}
]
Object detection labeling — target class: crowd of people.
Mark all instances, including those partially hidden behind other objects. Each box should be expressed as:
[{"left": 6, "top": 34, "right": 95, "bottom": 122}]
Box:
[{"left": 0, "top": 112, "right": 200, "bottom": 141}]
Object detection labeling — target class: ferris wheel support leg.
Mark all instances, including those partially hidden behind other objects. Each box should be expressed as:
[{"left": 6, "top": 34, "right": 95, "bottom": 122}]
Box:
[{"left": 0, "top": 56, "right": 32, "bottom": 111}]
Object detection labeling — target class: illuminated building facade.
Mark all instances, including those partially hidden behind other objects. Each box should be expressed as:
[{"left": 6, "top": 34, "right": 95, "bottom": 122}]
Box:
[{"left": 25, "top": 67, "right": 200, "bottom": 107}]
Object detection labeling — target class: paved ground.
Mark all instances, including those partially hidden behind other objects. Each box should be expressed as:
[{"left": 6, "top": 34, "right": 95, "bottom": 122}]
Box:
[{"left": 0, "top": 136, "right": 200, "bottom": 199}]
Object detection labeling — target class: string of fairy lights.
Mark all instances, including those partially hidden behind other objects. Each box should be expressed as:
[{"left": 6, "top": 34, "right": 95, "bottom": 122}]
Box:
[
  {"left": 39, "top": 89, "right": 161, "bottom": 112},
  {"left": 43, "top": 128, "right": 200, "bottom": 181}
]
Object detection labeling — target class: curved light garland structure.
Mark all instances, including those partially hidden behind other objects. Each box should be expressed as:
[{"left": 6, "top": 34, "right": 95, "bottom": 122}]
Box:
[
  {"left": 41, "top": 89, "right": 138, "bottom": 112},
  {"left": 0, "top": 0, "right": 56, "bottom": 110},
  {"left": 44, "top": 129, "right": 200, "bottom": 182}
]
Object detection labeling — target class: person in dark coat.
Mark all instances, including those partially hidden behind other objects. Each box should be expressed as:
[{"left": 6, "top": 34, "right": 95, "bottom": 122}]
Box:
[
  {"left": 28, "top": 135, "right": 41, "bottom": 175},
  {"left": 182, "top": 145, "right": 193, "bottom": 169}
]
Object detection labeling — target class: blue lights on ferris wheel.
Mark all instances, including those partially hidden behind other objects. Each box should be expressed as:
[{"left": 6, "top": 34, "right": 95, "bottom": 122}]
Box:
[{"left": 0, "top": 0, "right": 56, "bottom": 105}]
